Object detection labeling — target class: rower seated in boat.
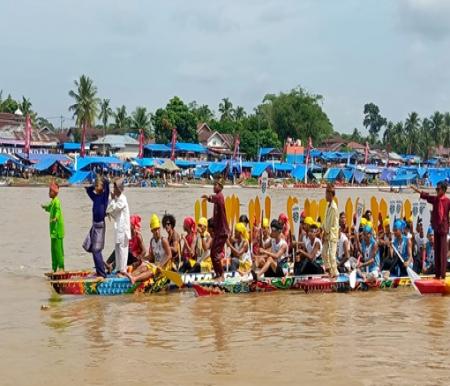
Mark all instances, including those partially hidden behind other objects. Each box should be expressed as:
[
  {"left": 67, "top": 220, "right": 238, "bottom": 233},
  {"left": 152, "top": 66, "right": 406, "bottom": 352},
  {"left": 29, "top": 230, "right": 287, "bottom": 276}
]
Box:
[
  {"left": 294, "top": 223, "right": 324, "bottom": 275},
  {"left": 227, "top": 222, "right": 252, "bottom": 275},
  {"left": 194, "top": 217, "right": 213, "bottom": 273},
  {"left": 162, "top": 214, "right": 180, "bottom": 271},
  {"left": 422, "top": 227, "right": 435, "bottom": 275},
  {"left": 180, "top": 217, "right": 200, "bottom": 273},
  {"left": 252, "top": 220, "right": 289, "bottom": 280},
  {"left": 389, "top": 220, "right": 413, "bottom": 277},
  {"left": 336, "top": 213, "right": 352, "bottom": 273},
  {"left": 356, "top": 225, "right": 380, "bottom": 281},
  {"left": 125, "top": 214, "right": 172, "bottom": 285}
]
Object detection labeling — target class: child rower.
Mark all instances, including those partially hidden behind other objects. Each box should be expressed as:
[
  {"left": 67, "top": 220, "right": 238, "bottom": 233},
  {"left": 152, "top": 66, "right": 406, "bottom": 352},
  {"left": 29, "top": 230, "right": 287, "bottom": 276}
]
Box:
[
  {"left": 390, "top": 220, "right": 413, "bottom": 277},
  {"left": 41, "top": 182, "right": 65, "bottom": 272},
  {"left": 162, "top": 214, "right": 180, "bottom": 270},
  {"left": 336, "top": 212, "right": 351, "bottom": 273},
  {"left": 227, "top": 222, "right": 252, "bottom": 275},
  {"left": 423, "top": 227, "right": 435, "bottom": 275},
  {"left": 180, "top": 217, "right": 199, "bottom": 273},
  {"left": 195, "top": 217, "right": 213, "bottom": 272},
  {"left": 125, "top": 214, "right": 172, "bottom": 284},
  {"left": 356, "top": 225, "right": 380, "bottom": 281},
  {"left": 252, "top": 220, "right": 288, "bottom": 279},
  {"left": 294, "top": 223, "right": 324, "bottom": 275}
]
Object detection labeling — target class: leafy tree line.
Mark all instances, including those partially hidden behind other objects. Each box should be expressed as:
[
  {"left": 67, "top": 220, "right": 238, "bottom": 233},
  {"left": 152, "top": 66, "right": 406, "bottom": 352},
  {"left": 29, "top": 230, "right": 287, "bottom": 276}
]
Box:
[{"left": 348, "top": 102, "right": 450, "bottom": 159}]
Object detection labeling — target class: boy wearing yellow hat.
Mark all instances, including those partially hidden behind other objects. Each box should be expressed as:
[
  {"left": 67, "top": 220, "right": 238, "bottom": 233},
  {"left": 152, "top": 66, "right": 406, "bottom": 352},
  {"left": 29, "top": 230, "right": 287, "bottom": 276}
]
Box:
[
  {"left": 195, "top": 217, "right": 213, "bottom": 272},
  {"left": 227, "top": 222, "right": 252, "bottom": 274}
]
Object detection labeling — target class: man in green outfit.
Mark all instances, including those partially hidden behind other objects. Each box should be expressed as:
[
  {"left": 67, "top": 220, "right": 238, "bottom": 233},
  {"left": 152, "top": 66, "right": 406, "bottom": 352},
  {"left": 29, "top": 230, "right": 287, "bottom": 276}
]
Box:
[{"left": 42, "top": 181, "right": 65, "bottom": 271}]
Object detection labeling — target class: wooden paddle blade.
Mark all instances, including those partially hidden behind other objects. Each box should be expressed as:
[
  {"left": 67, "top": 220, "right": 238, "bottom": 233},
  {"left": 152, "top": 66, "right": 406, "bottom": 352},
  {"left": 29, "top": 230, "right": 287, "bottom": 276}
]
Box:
[
  {"left": 194, "top": 200, "right": 201, "bottom": 224},
  {"left": 319, "top": 199, "right": 327, "bottom": 223},
  {"left": 404, "top": 199, "right": 412, "bottom": 220},
  {"left": 380, "top": 198, "right": 387, "bottom": 221},
  {"left": 201, "top": 199, "right": 207, "bottom": 218},
  {"left": 310, "top": 200, "right": 318, "bottom": 221},
  {"left": 254, "top": 196, "right": 261, "bottom": 226},
  {"left": 349, "top": 269, "right": 357, "bottom": 289},
  {"left": 304, "top": 199, "right": 310, "bottom": 217},
  {"left": 264, "top": 196, "right": 271, "bottom": 221},
  {"left": 286, "top": 196, "right": 294, "bottom": 231},
  {"left": 235, "top": 196, "right": 240, "bottom": 223},
  {"left": 225, "top": 196, "right": 231, "bottom": 225},
  {"left": 370, "top": 196, "right": 379, "bottom": 233},
  {"left": 163, "top": 270, "right": 183, "bottom": 288},
  {"left": 292, "top": 197, "right": 299, "bottom": 205},
  {"left": 345, "top": 198, "right": 353, "bottom": 230},
  {"left": 248, "top": 199, "right": 255, "bottom": 231}
]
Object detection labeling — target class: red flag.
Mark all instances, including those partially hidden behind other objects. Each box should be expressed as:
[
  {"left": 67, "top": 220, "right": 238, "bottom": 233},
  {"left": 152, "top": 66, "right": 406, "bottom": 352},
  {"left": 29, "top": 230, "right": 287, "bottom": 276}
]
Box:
[
  {"left": 364, "top": 141, "right": 369, "bottom": 164},
  {"left": 170, "top": 128, "right": 177, "bottom": 161},
  {"left": 138, "top": 129, "right": 144, "bottom": 159},
  {"left": 232, "top": 135, "right": 240, "bottom": 160},
  {"left": 80, "top": 122, "right": 86, "bottom": 158},
  {"left": 24, "top": 114, "right": 32, "bottom": 156}
]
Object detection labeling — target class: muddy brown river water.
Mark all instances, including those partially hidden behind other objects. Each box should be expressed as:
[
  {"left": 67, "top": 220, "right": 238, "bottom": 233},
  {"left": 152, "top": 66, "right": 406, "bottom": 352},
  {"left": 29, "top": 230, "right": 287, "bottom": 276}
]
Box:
[{"left": 1, "top": 186, "right": 450, "bottom": 386}]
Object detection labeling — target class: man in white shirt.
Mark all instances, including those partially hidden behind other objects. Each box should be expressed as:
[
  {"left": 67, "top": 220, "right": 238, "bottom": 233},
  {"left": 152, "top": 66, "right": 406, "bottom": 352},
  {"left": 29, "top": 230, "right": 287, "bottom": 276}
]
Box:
[
  {"left": 322, "top": 184, "right": 339, "bottom": 277},
  {"left": 106, "top": 178, "right": 131, "bottom": 275}
]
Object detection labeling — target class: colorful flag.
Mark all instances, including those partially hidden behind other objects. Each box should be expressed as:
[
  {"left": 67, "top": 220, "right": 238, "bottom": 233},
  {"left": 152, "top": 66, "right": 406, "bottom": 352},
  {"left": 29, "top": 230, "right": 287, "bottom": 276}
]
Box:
[
  {"left": 80, "top": 122, "right": 87, "bottom": 158},
  {"left": 24, "top": 114, "right": 32, "bottom": 157},
  {"left": 232, "top": 135, "right": 240, "bottom": 160},
  {"left": 170, "top": 128, "right": 177, "bottom": 161},
  {"left": 138, "top": 129, "right": 144, "bottom": 159}
]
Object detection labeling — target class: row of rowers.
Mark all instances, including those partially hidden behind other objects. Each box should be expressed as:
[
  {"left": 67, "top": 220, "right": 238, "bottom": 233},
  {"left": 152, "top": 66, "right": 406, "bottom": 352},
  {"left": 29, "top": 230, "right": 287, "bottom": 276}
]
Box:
[{"left": 113, "top": 207, "right": 436, "bottom": 285}]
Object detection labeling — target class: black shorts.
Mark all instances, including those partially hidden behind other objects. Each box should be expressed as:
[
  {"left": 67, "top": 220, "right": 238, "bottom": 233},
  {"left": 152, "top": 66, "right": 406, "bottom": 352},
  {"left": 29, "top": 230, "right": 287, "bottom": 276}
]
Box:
[{"left": 265, "top": 263, "right": 285, "bottom": 277}]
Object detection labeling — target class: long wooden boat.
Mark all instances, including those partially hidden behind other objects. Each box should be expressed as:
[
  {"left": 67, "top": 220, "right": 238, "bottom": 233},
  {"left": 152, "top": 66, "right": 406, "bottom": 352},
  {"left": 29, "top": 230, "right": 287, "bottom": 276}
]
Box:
[
  {"left": 191, "top": 274, "right": 434, "bottom": 297},
  {"left": 415, "top": 278, "right": 450, "bottom": 295},
  {"left": 49, "top": 271, "right": 241, "bottom": 296}
]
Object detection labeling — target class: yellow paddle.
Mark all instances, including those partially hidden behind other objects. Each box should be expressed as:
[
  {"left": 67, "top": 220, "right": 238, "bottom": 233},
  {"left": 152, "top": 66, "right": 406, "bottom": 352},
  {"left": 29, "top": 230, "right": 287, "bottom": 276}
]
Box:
[
  {"left": 304, "top": 199, "right": 310, "bottom": 217},
  {"left": 287, "top": 196, "right": 294, "bottom": 233},
  {"left": 370, "top": 196, "right": 379, "bottom": 233},
  {"left": 380, "top": 198, "right": 387, "bottom": 221},
  {"left": 345, "top": 198, "right": 353, "bottom": 230},
  {"left": 194, "top": 200, "right": 201, "bottom": 224},
  {"left": 292, "top": 196, "right": 299, "bottom": 205},
  {"left": 149, "top": 263, "right": 183, "bottom": 288},
  {"left": 310, "top": 200, "right": 318, "bottom": 221},
  {"left": 201, "top": 198, "right": 207, "bottom": 218},
  {"left": 254, "top": 196, "right": 261, "bottom": 226},
  {"left": 319, "top": 198, "right": 327, "bottom": 223},
  {"left": 248, "top": 199, "right": 255, "bottom": 232},
  {"left": 265, "top": 196, "right": 271, "bottom": 221},
  {"left": 404, "top": 199, "right": 412, "bottom": 220},
  {"left": 235, "top": 195, "right": 240, "bottom": 224}
]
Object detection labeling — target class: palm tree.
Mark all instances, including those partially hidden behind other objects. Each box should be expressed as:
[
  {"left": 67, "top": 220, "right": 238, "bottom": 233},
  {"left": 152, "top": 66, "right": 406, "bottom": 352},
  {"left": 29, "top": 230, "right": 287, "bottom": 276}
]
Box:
[
  {"left": 98, "top": 99, "right": 113, "bottom": 136},
  {"left": 20, "top": 97, "right": 32, "bottom": 115},
  {"left": 219, "top": 98, "right": 234, "bottom": 121},
  {"left": 234, "top": 106, "right": 246, "bottom": 121},
  {"left": 404, "top": 112, "right": 421, "bottom": 154},
  {"left": 443, "top": 113, "right": 450, "bottom": 147},
  {"left": 68, "top": 75, "right": 100, "bottom": 138},
  {"left": 130, "top": 106, "right": 151, "bottom": 137},
  {"left": 113, "top": 105, "right": 129, "bottom": 133},
  {"left": 419, "top": 118, "right": 434, "bottom": 160},
  {"left": 430, "top": 111, "right": 444, "bottom": 147}
]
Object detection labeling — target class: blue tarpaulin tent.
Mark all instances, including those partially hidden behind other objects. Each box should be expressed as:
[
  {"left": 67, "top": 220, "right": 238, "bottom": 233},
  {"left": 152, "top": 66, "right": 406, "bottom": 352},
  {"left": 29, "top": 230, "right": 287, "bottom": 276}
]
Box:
[
  {"left": 208, "top": 162, "right": 227, "bottom": 175},
  {"left": 144, "top": 144, "right": 171, "bottom": 153},
  {"left": 292, "top": 165, "right": 307, "bottom": 181},
  {"left": 324, "top": 168, "right": 344, "bottom": 182},
  {"left": 33, "top": 158, "right": 61, "bottom": 172},
  {"left": 173, "top": 143, "right": 207, "bottom": 154},
  {"left": 194, "top": 167, "right": 208, "bottom": 178},
  {"left": 135, "top": 158, "right": 159, "bottom": 167},
  {"left": 428, "top": 169, "right": 448, "bottom": 187},
  {"left": 251, "top": 163, "right": 270, "bottom": 177},
  {"left": 343, "top": 168, "right": 354, "bottom": 182},
  {"left": 286, "top": 154, "right": 304, "bottom": 164},
  {"left": 274, "top": 163, "right": 294, "bottom": 172},
  {"left": 77, "top": 156, "right": 122, "bottom": 170},
  {"left": 390, "top": 173, "right": 417, "bottom": 186},
  {"left": 68, "top": 171, "right": 94, "bottom": 185},
  {"left": 175, "top": 159, "right": 197, "bottom": 168}
]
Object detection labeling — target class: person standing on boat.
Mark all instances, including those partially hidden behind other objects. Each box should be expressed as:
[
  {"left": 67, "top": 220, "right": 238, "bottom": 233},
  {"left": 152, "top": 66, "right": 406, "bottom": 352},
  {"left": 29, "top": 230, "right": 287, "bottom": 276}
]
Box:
[
  {"left": 83, "top": 177, "right": 109, "bottom": 278},
  {"left": 322, "top": 184, "right": 339, "bottom": 278},
  {"left": 202, "top": 178, "right": 229, "bottom": 281},
  {"left": 411, "top": 181, "right": 450, "bottom": 279},
  {"left": 106, "top": 178, "right": 130, "bottom": 275},
  {"left": 41, "top": 182, "right": 65, "bottom": 272}
]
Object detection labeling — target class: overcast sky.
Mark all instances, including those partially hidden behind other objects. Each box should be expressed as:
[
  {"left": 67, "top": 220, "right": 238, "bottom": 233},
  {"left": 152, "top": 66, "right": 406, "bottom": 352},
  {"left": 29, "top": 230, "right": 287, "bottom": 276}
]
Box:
[{"left": 1, "top": 0, "right": 450, "bottom": 134}]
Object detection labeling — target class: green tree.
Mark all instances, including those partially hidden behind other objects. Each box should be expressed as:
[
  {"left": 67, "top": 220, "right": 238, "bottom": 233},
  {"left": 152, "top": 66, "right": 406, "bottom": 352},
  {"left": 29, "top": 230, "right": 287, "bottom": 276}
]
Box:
[
  {"left": 113, "top": 105, "right": 129, "bottom": 134},
  {"left": 189, "top": 101, "right": 215, "bottom": 123},
  {"left": 0, "top": 94, "right": 19, "bottom": 113},
  {"left": 130, "top": 106, "right": 151, "bottom": 137},
  {"left": 152, "top": 96, "right": 198, "bottom": 143},
  {"left": 20, "top": 97, "right": 32, "bottom": 115},
  {"left": 218, "top": 98, "right": 234, "bottom": 122},
  {"left": 258, "top": 87, "right": 333, "bottom": 145},
  {"left": 234, "top": 106, "right": 246, "bottom": 121},
  {"left": 363, "top": 103, "right": 387, "bottom": 144},
  {"left": 404, "top": 112, "right": 421, "bottom": 154},
  {"left": 419, "top": 118, "right": 434, "bottom": 160},
  {"left": 430, "top": 111, "right": 444, "bottom": 147},
  {"left": 68, "top": 75, "right": 100, "bottom": 138},
  {"left": 98, "top": 99, "right": 113, "bottom": 137},
  {"left": 443, "top": 113, "right": 450, "bottom": 147}
]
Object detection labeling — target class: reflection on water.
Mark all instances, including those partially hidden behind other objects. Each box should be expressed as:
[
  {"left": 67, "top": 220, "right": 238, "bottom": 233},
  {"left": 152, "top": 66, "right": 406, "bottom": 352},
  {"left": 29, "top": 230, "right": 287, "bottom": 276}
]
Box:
[{"left": 2, "top": 187, "right": 450, "bottom": 385}]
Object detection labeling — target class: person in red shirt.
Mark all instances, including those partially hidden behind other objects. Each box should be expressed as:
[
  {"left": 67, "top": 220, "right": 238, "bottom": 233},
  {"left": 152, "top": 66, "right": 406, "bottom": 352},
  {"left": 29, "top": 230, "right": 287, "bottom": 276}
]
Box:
[
  {"left": 412, "top": 181, "right": 450, "bottom": 279},
  {"left": 202, "top": 178, "right": 230, "bottom": 281}
]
